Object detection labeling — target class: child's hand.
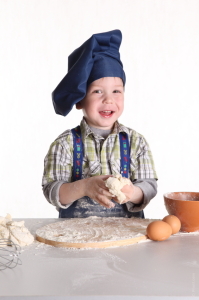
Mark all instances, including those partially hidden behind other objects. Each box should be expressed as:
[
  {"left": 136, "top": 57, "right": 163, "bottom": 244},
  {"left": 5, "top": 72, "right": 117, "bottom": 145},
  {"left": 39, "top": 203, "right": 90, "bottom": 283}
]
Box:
[
  {"left": 112, "top": 182, "right": 134, "bottom": 204},
  {"left": 113, "top": 183, "right": 144, "bottom": 205},
  {"left": 85, "top": 175, "right": 115, "bottom": 209}
]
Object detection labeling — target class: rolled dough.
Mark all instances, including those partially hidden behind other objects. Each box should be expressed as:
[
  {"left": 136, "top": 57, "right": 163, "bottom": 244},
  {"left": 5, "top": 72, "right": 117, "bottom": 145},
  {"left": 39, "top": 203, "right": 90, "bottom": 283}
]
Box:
[{"left": 36, "top": 216, "right": 152, "bottom": 245}]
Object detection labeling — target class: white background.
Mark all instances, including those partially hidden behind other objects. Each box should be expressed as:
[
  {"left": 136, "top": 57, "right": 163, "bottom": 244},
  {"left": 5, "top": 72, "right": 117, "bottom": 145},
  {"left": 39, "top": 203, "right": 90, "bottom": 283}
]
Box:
[{"left": 0, "top": 0, "right": 199, "bottom": 219}]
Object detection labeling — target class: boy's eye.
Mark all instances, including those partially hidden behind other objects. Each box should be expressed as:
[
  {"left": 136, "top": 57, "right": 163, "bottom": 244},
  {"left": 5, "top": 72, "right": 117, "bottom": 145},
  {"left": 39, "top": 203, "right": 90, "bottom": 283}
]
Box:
[
  {"left": 113, "top": 90, "right": 121, "bottom": 93},
  {"left": 93, "top": 90, "right": 102, "bottom": 94}
]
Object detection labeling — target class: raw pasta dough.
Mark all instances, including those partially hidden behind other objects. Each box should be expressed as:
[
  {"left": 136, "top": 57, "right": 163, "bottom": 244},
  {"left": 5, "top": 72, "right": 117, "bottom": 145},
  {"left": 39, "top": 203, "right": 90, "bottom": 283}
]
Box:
[
  {"left": 36, "top": 216, "right": 151, "bottom": 244},
  {"left": 0, "top": 214, "right": 34, "bottom": 247},
  {"left": 105, "top": 174, "right": 131, "bottom": 203}
]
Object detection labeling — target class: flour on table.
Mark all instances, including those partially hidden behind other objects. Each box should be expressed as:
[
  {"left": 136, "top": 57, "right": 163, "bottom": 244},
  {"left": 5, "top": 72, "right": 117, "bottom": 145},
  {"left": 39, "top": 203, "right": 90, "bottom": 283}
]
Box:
[
  {"left": 0, "top": 214, "right": 34, "bottom": 247},
  {"left": 36, "top": 216, "right": 152, "bottom": 244},
  {"left": 105, "top": 174, "right": 131, "bottom": 203}
]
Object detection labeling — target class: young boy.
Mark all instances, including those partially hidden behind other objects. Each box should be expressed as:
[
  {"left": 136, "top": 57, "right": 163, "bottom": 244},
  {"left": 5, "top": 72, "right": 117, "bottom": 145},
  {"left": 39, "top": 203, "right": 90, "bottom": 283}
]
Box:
[{"left": 42, "top": 30, "right": 158, "bottom": 218}]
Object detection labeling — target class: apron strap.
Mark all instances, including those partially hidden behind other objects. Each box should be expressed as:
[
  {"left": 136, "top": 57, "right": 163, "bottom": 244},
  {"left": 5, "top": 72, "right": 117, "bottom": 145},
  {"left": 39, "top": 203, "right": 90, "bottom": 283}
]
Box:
[
  {"left": 119, "top": 131, "right": 145, "bottom": 219},
  {"left": 71, "top": 126, "right": 83, "bottom": 181},
  {"left": 119, "top": 132, "right": 130, "bottom": 178}
]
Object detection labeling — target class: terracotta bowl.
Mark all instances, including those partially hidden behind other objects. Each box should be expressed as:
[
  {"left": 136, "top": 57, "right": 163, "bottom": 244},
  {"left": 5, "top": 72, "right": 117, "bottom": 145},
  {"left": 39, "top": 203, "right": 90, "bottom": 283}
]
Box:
[{"left": 164, "top": 192, "right": 199, "bottom": 232}]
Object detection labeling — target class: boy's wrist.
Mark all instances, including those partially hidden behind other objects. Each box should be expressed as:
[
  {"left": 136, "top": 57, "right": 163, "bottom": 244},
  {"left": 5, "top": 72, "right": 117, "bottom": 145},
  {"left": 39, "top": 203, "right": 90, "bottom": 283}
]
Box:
[{"left": 129, "top": 185, "right": 144, "bottom": 205}]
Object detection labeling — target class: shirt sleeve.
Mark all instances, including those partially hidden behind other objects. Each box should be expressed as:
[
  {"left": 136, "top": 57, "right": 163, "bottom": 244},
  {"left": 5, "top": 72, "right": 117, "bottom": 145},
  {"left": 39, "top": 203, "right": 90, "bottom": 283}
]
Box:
[
  {"left": 126, "top": 178, "right": 157, "bottom": 212},
  {"left": 42, "top": 132, "right": 73, "bottom": 209},
  {"left": 130, "top": 133, "right": 158, "bottom": 180},
  {"left": 42, "top": 133, "right": 73, "bottom": 185},
  {"left": 43, "top": 180, "right": 73, "bottom": 211}
]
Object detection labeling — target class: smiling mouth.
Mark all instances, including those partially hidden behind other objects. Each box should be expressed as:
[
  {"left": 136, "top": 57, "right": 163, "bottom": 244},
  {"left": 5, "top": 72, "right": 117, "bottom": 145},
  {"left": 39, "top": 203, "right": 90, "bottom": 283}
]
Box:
[{"left": 99, "top": 110, "right": 114, "bottom": 117}]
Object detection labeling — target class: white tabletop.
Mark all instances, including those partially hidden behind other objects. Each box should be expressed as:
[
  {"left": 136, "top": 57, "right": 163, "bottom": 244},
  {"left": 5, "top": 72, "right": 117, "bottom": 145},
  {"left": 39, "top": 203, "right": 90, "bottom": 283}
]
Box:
[{"left": 1, "top": 218, "right": 199, "bottom": 300}]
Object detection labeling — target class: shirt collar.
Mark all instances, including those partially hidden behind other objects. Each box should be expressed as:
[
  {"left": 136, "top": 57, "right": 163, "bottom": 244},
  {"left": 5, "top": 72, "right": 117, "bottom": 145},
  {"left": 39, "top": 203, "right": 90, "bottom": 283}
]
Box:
[
  {"left": 111, "top": 121, "right": 130, "bottom": 135},
  {"left": 80, "top": 117, "right": 129, "bottom": 141}
]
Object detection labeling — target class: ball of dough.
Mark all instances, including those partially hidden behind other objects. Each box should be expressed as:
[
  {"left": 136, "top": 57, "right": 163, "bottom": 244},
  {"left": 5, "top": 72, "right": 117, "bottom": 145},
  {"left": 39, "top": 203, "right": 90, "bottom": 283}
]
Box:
[{"left": 105, "top": 174, "right": 131, "bottom": 203}]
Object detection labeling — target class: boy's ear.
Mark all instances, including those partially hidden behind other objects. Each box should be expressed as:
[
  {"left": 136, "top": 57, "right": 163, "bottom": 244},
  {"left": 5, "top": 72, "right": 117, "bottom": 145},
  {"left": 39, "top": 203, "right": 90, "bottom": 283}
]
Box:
[{"left": 76, "top": 101, "right": 83, "bottom": 110}]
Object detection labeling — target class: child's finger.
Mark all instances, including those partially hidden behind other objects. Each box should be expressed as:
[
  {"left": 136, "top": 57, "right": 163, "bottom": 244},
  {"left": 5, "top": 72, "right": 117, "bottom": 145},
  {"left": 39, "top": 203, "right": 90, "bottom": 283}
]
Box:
[
  {"left": 98, "top": 187, "right": 114, "bottom": 198},
  {"left": 112, "top": 196, "right": 126, "bottom": 204},
  {"left": 100, "top": 175, "right": 113, "bottom": 181},
  {"left": 95, "top": 194, "right": 115, "bottom": 209},
  {"left": 102, "top": 199, "right": 115, "bottom": 209}
]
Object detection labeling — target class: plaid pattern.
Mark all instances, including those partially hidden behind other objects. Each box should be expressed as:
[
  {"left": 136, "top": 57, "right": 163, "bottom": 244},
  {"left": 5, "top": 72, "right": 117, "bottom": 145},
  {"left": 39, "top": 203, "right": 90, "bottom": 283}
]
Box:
[{"left": 42, "top": 118, "right": 157, "bottom": 186}]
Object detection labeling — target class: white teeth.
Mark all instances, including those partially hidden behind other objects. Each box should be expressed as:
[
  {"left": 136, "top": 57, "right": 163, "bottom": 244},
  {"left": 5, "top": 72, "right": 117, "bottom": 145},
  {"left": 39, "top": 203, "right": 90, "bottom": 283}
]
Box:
[{"left": 102, "top": 111, "right": 111, "bottom": 112}]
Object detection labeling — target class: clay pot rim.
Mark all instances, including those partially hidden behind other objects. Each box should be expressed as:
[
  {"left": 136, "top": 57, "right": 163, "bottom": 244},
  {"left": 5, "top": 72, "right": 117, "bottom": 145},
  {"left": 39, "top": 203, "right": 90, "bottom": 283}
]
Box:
[{"left": 164, "top": 192, "right": 199, "bottom": 203}]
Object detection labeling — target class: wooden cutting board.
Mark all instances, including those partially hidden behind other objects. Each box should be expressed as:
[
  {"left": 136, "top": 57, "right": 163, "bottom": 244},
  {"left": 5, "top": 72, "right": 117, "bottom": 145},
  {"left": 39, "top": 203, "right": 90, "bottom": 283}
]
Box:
[
  {"left": 35, "top": 217, "right": 152, "bottom": 249},
  {"left": 36, "top": 234, "right": 147, "bottom": 248},
  {"left": 35, "top": 217, "right": 150, "bottom": 249}
]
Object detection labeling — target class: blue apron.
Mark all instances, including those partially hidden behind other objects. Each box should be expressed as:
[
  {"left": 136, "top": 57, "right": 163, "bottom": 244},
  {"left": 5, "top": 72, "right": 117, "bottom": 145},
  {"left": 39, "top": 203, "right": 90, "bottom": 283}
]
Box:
[{"left": 59, "top": 126, "right": 144, "bottom": 219}]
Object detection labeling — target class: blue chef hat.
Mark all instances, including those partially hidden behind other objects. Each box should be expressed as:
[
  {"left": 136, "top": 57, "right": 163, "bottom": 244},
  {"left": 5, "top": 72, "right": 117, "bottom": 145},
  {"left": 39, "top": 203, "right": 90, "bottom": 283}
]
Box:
[{"left": 52, "top": 29, "right": 126, "bottom": 116}]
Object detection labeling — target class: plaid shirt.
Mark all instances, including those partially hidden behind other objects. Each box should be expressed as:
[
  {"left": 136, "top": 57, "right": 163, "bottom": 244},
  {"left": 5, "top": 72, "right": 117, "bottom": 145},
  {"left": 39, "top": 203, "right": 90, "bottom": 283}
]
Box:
[{"left": 42, "top": 118, "right": 157, "bottom": 186}]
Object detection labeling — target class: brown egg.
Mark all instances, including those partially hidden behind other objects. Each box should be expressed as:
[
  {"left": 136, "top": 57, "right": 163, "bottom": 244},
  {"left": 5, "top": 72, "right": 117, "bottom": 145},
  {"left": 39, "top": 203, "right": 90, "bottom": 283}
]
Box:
[
  {"left": 146, "top": 220, "right": 172, "bottom": 241},
  {"left": 162, "top": 215, "right": 181, "bottom": 234}
]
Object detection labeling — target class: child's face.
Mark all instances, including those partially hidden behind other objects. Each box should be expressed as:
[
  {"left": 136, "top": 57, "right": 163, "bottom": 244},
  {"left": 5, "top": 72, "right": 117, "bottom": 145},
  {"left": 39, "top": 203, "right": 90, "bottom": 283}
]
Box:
[{"left": 76, "top": 77, "right": 124, "bottom": 130}]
